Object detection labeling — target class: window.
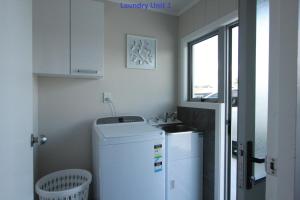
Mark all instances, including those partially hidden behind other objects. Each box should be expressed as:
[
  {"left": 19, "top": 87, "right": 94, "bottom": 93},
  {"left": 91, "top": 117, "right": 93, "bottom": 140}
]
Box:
[
  {"left": 188, "top": 29, "right": 225, "bottom": 102},
  {"left": 228, "top": 23, "right": 239, "bottom": 200},
  {"left": 230, "top": 25, "right": 239, "bottom": 95},
  {"left": 229, "top": 24, "right": 239, "bottom": 105}
]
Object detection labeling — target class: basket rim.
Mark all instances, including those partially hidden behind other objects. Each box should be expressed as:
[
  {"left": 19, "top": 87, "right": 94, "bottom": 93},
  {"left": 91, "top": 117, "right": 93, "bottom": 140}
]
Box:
[{"left": 35, "top": 169, "right": 92, "bottom": 198}]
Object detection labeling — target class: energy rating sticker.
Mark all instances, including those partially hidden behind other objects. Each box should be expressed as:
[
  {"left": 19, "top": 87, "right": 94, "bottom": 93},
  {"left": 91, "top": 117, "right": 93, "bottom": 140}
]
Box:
[
  {"left": 154, "top": 162, "right": 163, "bottom": 173},
  {"left": 154, "top": 144, "right": 163, "bottom": 173}
]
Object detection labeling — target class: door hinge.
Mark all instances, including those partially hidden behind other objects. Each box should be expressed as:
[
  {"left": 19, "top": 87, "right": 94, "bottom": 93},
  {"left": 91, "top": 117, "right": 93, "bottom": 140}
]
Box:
[{"left": 265, "top": 156, "right": 277, "bottom": 176}]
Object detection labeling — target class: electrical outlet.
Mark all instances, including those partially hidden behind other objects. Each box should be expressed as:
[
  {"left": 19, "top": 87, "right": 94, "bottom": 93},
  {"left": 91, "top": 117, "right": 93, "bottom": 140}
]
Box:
[{"left": 103, "top": 92, "right": 112, "bottom": 103}]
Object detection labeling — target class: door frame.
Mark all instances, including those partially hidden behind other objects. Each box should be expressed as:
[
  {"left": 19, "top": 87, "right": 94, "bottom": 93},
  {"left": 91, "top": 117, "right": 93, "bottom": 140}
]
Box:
[
  {"left": 224, "top": 21, "right": 239, "bottom": 200},
  {"left": 295, "top": 0, "right": 300, "bottom": 198},
  {"left": 266, "top": 0, "right": 298, "bottom": 199},
  {"left": 237, "top": 0, "right": 257, "bottom": 199},
  {"left": 296, "top": 68, "right": 300, "bottom": 200}
]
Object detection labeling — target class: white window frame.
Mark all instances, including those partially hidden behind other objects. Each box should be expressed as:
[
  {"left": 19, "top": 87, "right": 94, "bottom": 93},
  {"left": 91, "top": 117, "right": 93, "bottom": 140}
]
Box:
[
  {"left": 188, "top": 30, "right": 223, "bottom": 102},
  {"left": 179, "top": 11, "right": 238, "bottom": 107}
]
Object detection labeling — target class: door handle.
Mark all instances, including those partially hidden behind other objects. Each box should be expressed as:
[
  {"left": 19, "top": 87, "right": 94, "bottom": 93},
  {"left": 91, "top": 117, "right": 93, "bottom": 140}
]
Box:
[
  {"left": 250, "top": 156, "right": 265, "bottom": 164},
  {"left": 246, "top": 141, "right": 266, "bottom": 189},
  {"left": 31, "top": 134, "right": 47, "bottom": 147}
]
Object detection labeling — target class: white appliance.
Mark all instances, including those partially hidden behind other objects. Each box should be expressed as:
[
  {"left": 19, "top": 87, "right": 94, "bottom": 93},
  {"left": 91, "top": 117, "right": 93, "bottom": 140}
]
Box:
[
  {"left": 166, "top": 131, "right": 203, "bottom": 200},
  {"left": 92, "top": 116, "right": 165, "bottom": 200}
]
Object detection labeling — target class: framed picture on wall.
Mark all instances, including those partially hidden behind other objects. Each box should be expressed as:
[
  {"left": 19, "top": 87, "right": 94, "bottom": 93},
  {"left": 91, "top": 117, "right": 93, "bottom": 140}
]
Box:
[{"left": 126, "top": 34, "right": 157, "bottom": 70}]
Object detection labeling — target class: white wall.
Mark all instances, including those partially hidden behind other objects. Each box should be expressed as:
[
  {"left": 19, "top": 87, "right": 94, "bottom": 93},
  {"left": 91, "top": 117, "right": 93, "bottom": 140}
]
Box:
[
  {"left": 178, "top": 0, "right": 237, "bottom": 37},
  {"left": 37, "top": 1, "right": 178, "bottom": 177},
  {"left": 266, "top": 0, "right": 298, "bottom": 200}
]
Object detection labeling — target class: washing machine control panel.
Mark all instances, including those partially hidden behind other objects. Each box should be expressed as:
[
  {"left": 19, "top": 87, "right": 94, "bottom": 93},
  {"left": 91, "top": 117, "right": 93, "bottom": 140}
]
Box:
[{"left": 96, "top": 116, "right": 144, "bottom": 124}]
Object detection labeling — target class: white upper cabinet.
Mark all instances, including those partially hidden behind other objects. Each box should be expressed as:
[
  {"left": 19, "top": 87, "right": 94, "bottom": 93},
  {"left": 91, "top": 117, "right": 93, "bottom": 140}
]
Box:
[
  {"left": 71, "top": 0, "right": 104, "bottom": 77},
  {"left": 33, "top": 0, "right": 104, "bottom": 78},
  {"left": 33, "top": 0, "right": 70, "bottom": 76}
]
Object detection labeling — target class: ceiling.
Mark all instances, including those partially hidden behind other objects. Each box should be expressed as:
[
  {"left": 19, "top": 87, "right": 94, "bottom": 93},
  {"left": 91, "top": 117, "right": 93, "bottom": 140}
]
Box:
[{"left": 105, "top": 0, "right": 200, "bottom": 16}]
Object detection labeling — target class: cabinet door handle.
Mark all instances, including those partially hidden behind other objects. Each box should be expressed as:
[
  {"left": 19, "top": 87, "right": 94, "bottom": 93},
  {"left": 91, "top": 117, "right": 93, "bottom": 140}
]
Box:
[
  {"left": 76, "top": 69, "right": 98, "bottom": 74},
  {"left": 170, "top": 180, "right": 175, "bottom": 190}
]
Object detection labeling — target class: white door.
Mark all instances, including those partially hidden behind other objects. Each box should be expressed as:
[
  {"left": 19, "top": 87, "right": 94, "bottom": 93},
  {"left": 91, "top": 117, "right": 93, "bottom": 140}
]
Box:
[
  {"left": 0, "top": 0, "right": 34, "bottom": 199},
  {"left": 237, "top": 0, "right": 269, "bottom": 199}
]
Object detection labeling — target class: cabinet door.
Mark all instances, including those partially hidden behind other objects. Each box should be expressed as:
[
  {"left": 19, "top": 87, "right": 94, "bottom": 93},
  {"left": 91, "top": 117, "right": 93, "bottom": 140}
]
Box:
[
  {"left": 71, "top": 0, "right": 104, "bottom": 77},
  {"left": 33, "top": 0, "right": 70, "bottom": 75},
  {"left": 167, "top": 158, "right": 203, "bottom": 200},
  {"left": 166, "top": 133, "right": 203, "bottom": 200}
]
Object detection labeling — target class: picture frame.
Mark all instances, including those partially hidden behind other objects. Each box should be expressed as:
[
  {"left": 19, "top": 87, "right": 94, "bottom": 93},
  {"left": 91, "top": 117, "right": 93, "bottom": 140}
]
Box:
[{"left": 126, "top": 34, "right": 157, "bottom": 70}]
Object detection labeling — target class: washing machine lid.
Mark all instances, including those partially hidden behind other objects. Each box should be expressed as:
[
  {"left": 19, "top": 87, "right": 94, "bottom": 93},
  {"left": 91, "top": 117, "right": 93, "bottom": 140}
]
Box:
[
  {"left": 99, "top": 123, "right": 162, "bottom": 138},
  {"left": 96, "top": 116, "right": 163, "bottom": 139}
]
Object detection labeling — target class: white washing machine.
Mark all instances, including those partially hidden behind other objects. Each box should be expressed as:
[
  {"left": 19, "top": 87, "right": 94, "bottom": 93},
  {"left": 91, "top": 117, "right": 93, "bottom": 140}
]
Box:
[{"left": 92, "top": 116, "right": 165, "bottom": 200}]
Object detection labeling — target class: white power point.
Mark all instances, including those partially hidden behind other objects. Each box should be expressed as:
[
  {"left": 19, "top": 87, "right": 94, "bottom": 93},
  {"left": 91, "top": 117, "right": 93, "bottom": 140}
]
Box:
[{"left": 103, "top": 92, "right": 112, "bottom": 103}]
